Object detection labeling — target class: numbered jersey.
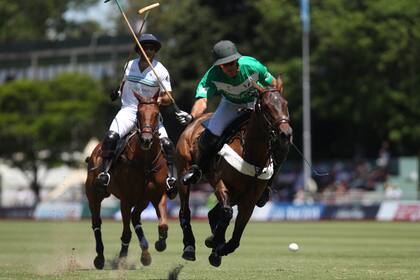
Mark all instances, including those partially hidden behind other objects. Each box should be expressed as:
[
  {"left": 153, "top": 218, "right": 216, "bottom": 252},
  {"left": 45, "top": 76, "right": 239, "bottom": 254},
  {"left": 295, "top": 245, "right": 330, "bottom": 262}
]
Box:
[{"left": 121, "top": 58, "right": 172, "bottom": 108}]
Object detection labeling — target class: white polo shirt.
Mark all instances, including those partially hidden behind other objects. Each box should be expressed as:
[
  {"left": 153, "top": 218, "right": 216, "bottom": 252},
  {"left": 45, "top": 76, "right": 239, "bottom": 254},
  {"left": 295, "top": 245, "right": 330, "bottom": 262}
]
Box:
[{"left": 121, "top": 58, "right": 172, "bottom": 108}]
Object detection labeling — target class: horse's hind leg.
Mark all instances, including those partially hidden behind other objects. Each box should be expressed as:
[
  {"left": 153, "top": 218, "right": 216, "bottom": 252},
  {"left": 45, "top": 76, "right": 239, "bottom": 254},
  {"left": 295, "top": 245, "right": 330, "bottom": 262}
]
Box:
[
  {"left": 86, "top": 178, "right": 106, "bottom": 269},
  {"left": 179, "top": 182, "right": 196, "bottom": 261},
  {"left": 152, "top": 193, "right": 168, "bottom": 252},
  {"left": 208, "top": 181, "right": 233, "bottom": 267},
  {"left": 118, "top": 201, "right": 132, "bottom": 267},
  {"left": 131, "top": 201, "right": 151, "bottom": 266}
]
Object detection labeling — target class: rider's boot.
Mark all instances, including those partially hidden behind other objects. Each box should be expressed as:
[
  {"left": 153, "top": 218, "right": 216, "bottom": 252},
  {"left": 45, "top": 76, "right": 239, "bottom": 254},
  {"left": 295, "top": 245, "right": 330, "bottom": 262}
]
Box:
[
  {"left": 97, "top": 131, "right": 120, "bottom": 190},
  {"left": 182, "top": 129, "right": 220, "bottom": 185},
  {"left": 161, "top": 137, "right": 177, "bottom": 199}
]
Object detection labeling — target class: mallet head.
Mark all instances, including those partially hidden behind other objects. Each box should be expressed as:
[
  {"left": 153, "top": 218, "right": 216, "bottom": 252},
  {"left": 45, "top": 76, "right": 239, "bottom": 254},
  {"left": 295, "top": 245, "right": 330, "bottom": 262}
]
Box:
[{"left": 138, "top": 3, "right": 160, "bottom": 15}]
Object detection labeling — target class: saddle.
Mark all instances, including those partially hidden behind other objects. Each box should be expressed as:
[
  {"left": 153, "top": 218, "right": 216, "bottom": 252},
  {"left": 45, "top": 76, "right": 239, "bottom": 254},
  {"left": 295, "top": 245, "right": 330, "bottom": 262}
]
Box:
[{"left": 201, "top": 109, "right": 253, "bottom": 151}]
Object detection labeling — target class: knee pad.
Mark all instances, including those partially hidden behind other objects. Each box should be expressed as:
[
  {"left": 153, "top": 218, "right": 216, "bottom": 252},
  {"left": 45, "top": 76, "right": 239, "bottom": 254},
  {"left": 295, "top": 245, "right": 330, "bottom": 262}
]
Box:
[{"left": 102, "top": 131, "right": 120, "bottom": 157}]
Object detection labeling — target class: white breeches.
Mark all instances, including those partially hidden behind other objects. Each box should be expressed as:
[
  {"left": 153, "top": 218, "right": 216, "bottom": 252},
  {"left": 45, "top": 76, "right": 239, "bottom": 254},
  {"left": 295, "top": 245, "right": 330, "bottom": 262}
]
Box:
[
  {"left": 109, "top": 106, "right": 168, "bottom": 139},
  {"left": 207, "top": 97, "right": 255, "bottom": 136}
]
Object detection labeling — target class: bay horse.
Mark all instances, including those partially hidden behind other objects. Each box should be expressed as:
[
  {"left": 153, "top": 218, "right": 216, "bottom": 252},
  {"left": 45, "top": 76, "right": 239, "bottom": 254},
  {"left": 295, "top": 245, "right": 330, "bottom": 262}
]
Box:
[
  {"left": 175, "top": 78, "right": 292, "bottom": 266},
  {"left": 85, "top": 91, "right": 169, "bottom": 269}
]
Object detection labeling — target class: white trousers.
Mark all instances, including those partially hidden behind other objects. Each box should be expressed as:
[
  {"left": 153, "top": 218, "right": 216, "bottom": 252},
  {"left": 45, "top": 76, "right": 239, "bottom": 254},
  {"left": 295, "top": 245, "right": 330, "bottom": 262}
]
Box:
[
  {"left": 207, "top": 97, "right": 255, "bottom": 136},
  {"left": 109, "top": 106, "right": 168, "bottom": 139}
]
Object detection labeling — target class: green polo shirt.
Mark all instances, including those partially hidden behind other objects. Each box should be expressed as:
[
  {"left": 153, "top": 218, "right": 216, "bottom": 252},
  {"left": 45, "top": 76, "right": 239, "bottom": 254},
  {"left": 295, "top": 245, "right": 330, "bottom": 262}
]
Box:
[{"left": 195, "top": 56, "right": 274, "bottom": 104}]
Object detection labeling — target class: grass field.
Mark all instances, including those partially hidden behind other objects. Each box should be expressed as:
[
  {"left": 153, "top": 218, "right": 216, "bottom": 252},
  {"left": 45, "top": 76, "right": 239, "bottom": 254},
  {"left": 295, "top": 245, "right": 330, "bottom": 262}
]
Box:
[{"left": 0, "top": 220, "right": 419, "bottom": 279}]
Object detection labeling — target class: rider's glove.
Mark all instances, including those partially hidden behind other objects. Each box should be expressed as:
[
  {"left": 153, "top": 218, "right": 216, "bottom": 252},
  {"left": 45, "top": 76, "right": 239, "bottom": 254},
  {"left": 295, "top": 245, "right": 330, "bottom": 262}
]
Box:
[
  {"left": 110, "top": 87, "right": 121, "bottom": 102},
  {"left": 175, "top": 110, "right": 193, "bottom": 125}
]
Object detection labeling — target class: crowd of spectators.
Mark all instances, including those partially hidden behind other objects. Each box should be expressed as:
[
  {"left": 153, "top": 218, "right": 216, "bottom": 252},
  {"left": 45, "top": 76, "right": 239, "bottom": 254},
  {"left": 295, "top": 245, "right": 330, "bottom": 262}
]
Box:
[{"left": 270, "top": 141, "right": 396, "bottom": 203}]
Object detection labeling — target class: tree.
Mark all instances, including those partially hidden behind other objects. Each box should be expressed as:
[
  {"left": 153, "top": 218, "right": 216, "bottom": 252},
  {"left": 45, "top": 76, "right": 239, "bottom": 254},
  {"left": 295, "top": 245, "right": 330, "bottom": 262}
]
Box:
[
  {"left": 252, "top": 0, "right": 420, "bottom": 158},
  {"left": 0, "top": 73, "right": 107, "bottom": 204},
  {"left": 0, "top": 0, "right": 99, "bottom": 43}
]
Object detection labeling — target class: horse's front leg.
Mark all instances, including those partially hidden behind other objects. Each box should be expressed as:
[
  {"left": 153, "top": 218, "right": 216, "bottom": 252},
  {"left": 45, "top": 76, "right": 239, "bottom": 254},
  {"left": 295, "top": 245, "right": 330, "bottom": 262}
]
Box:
[
  {"left": 178, "top": 181, "right": 196, "bottom": 261},
  {"left": 208, "top": 180, "right": 232, "bottom": 267},
  {"left": 218, "top": 196, "right": 255, "bottom": 257},
  {"left": 132, "top": 200, "right": 151, "bottom": 266},
  {"left": 118, "top": 200, "right": 132, "bottom": 266}
]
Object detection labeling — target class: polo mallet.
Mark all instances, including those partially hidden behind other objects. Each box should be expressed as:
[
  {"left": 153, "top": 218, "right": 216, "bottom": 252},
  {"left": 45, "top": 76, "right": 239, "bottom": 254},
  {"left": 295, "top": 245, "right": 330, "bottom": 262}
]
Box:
[
  {"left": 114, "top": 2, "right": 161, "bottom": 97},
  {"left": 105, "top": 0, "right": 180, "bottom": 111}
]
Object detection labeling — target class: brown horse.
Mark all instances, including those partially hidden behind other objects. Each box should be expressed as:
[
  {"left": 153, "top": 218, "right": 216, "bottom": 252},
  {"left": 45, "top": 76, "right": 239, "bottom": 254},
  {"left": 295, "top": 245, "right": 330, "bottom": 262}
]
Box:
[
  {"left": 175, "top": 79, "right": 292, "bottom": 266},
  {"left": 85, "top": 91, "right": 169, "bottom": 269}
]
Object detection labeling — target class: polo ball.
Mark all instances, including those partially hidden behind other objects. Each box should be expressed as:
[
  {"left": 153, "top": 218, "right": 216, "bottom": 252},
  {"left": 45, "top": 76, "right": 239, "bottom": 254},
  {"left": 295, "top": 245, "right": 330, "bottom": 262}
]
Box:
[{"left": 288, "top": 242, "right": 299, "bottom": 252}]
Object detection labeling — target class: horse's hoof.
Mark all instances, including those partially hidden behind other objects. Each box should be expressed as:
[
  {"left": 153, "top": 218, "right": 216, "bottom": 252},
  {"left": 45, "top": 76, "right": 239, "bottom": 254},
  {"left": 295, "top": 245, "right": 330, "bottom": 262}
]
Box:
[
  {"left": 166, "top": 187, "right": 178, "bottom": 200},
  {"left": 208, "top": 252, "right": 221, "bottom": 267},
  {"left": 118, "top": 257, "right": 128, "bottom": 269},
  {"left": 94, "top": 254, "right": 105, "bottom": 269},
  {"left": 182, "top": 245, "right": 196, "bottom": 261},
  {"left": 141, "top": 249, "right": 152, "bottom": 266},
  {"left": 205, "top": 235, "right": 215, "bottom": 248},
  {"left": 155, "top": 239, "right": 167, "bottom": 252}
]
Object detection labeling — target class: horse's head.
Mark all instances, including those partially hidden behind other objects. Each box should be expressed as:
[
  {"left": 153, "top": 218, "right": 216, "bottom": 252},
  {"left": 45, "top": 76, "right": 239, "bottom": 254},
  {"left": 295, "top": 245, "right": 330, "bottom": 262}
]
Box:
[
  {"left": 254, "top": 77, "right": 293, "bottom": 145},
  {"left": 133, "top": 90, "right": 160, "bottom": 150}
]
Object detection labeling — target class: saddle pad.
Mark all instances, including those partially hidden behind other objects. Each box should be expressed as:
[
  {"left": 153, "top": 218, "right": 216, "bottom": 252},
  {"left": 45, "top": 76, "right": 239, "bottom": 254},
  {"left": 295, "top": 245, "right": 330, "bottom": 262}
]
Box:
[{"left": 217, "top": 144, "right": 274, "bottom": 180}]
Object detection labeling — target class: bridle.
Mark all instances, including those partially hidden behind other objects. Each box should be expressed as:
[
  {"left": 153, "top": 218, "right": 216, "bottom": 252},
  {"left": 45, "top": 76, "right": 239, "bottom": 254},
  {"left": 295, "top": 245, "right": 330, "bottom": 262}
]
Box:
[
  {"left": 136, "top": 99, "right": 160, "bottom": 136},
  {"left": 255, "top": 88, "right": 290, "bottom": 135}
]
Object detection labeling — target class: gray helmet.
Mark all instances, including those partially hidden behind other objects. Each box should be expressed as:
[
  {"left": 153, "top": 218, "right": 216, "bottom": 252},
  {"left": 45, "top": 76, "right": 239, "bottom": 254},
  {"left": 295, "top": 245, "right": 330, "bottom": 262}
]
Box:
[
  {"left": 134, "top": 33, "right": 161, "bottom": 53},
  {"left": 212, "top": 40, "right": 241, "bottom": 65}
]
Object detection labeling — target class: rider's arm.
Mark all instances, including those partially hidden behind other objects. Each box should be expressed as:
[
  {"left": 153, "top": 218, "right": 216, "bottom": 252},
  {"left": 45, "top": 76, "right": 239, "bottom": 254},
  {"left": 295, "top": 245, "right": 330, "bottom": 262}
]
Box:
[{"left": 191, "top": 98, "right": 207, "bottom": 118}]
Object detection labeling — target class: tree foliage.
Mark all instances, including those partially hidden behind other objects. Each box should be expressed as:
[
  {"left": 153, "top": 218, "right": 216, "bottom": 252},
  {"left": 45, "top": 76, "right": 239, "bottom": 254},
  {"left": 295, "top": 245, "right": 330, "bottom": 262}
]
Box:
[
  {"left": 0, "top": 73, "right": 107, "bottom": 203},
  {"left": 0, "top": 0, "right": 98, "bottom": 42}
]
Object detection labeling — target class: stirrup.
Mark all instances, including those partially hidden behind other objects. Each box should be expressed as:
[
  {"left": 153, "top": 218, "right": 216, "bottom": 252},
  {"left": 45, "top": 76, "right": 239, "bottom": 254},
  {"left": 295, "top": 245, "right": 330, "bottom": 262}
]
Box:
[
  {"left": 181, "top": 165, "right": 202, "bottom": 185},
  {"left": 97, "top": 172, "right": 111, "bottom": 187},
  {"left": 166, "top": 176, "right": 176, "bottom": 189},
  {"left": 165, "top": 176, "right": 178, "bottom": 200}
]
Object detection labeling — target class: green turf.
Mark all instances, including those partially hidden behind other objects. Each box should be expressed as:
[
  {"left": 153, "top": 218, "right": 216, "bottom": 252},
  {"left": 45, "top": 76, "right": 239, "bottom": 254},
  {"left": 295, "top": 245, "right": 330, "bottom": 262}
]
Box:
[{"left": 0, "top": 220, "right": 419, "bottom": 279}]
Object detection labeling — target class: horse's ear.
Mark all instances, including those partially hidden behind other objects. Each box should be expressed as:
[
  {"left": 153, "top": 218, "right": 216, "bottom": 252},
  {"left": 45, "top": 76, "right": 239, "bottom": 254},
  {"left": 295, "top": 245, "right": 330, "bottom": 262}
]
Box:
[
  {"left": 277, "top": 76, "right": 284, "bottom": 94},
  {"left": 132, "top": 90, "right": 144, "bottom": 102},
  {"left": 251, "top": 80, "right": 265, "bottom": 94}
]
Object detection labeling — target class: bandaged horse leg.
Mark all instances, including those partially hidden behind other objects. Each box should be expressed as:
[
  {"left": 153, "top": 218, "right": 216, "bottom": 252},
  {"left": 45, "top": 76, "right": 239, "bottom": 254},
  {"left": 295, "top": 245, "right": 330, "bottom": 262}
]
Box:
[
  {"left": 205, "top": 203, "right": 222, "bottom": 248},
  {"left": 217, "top": 198, "right": 254, "bottom": 257},
  {"left": 89, "top": 196, "right": 105, "bottom": 269},
  {"left": 118, "top": 201, "right": 132, "bottom": 265},
  {"left": 161, "top": 137, "right": 177, "bottom": 199},
  {"left": 208, "top": 181, "right": 232, "bottom": 267},
  {"left": 97, "top": 131, "right": 120, "bottom": 188},
  {"left": 131, "top": 201, "right": 151, "bottom": 266},
  {"left": 179, "top": 183, "right": 196, "bottom": 261},
  {"left": 152, "top": 192, "right": 168, "bottom": 252}
]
